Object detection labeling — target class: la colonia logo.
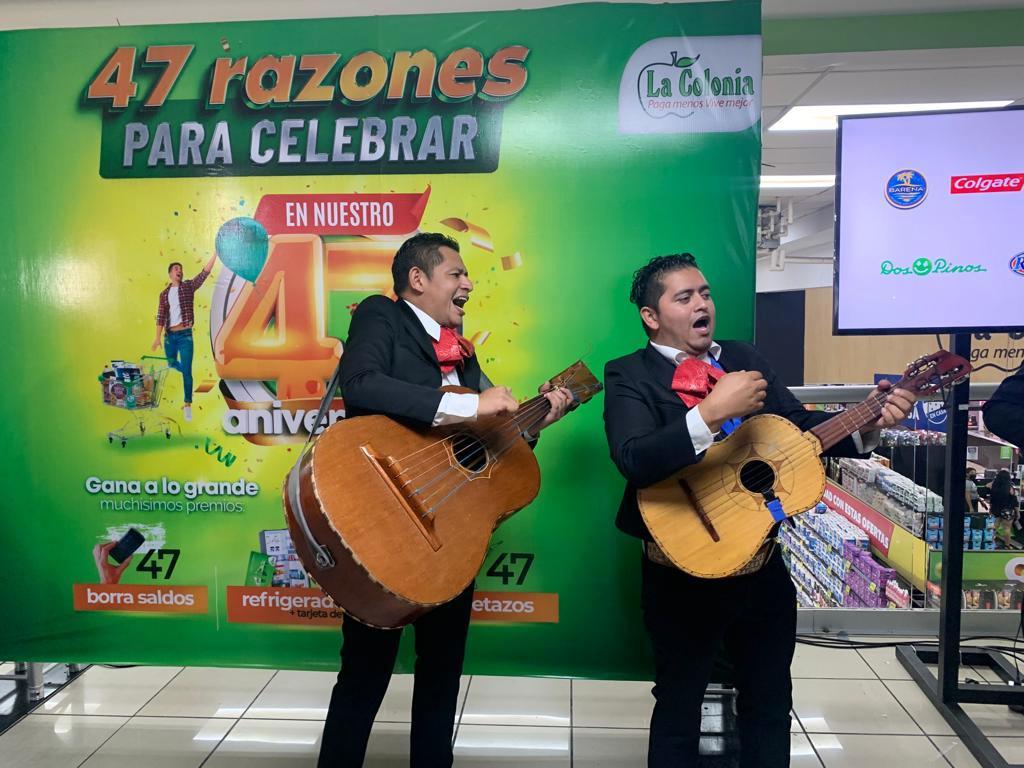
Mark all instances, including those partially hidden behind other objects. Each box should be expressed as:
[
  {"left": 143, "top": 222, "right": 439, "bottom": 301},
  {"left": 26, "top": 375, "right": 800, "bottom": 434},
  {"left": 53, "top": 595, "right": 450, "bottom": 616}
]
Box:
[
  {"left": 638, "top": 51, "right": 755, "bottom": 119},
  {"left": 885, "top": 169, "right": 928, "bottom": 209}
]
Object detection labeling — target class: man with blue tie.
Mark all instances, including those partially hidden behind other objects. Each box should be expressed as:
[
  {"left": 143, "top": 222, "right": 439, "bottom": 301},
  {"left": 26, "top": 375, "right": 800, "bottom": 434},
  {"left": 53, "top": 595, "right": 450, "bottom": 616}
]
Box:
[{"left": 602, "top": 253, "right": 916, "bottom": 767}]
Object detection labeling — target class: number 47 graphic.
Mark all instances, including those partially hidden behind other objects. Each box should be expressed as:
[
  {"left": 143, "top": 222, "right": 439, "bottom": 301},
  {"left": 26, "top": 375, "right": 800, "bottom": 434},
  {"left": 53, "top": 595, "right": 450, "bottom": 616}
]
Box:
[{"left": 486, "top": 552, "right": 535, "bottom": 586}]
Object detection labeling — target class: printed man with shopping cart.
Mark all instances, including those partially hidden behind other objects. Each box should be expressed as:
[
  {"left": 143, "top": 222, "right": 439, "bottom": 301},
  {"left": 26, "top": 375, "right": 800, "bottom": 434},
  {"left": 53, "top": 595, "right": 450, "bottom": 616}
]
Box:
[{"left": 152, "top": 253, "right": 217, "bottom": 421}]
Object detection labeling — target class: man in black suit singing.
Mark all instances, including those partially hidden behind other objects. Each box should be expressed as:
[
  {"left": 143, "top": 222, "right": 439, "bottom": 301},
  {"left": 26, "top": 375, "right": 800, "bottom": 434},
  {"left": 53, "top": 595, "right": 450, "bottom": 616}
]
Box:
[
  {"left": 318, "top": 232, "right": 573, "bottom": 768},
  {"left": 603, "top": 254, "right": 915, "bottom": 768}
]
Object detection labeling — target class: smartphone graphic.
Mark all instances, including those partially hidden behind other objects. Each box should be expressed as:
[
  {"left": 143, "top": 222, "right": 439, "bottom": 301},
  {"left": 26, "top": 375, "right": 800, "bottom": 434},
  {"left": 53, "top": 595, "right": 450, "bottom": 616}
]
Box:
[{"left": 109, "top": 528, "right": 145, "bottom": 564}]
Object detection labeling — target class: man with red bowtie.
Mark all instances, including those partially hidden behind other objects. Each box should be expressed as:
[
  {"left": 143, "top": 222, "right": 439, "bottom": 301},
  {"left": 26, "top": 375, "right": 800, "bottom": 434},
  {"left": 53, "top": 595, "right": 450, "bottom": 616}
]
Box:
[
  {"left": 319, "top": 232, "right": 572, "bottom": 768},
  {"left": 603, "top": 254, "right": 916, "bottom": 768}
]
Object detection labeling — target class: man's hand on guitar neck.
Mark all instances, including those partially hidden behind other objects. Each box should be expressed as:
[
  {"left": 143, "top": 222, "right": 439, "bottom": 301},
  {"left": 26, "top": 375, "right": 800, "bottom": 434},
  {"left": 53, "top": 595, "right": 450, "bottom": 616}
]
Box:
[
  {"left": 697, "top": 370, "right": 768, "bottom": 434},
  {"left": 871, "top": 379, "right": 917, "bottom": 429},
  {"left": 536, "top": 381, "right": 574, "bottom": 431}
]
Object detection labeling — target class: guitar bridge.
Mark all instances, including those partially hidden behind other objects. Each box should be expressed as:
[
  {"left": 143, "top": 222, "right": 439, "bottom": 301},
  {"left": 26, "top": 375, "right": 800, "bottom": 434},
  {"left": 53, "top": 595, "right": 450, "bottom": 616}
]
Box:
[
  {"left": 360, "top": 444, "right": 443, "bottom": 551},
  {"left": 678, "top": 479, "right": 720, "bottom": 542}
]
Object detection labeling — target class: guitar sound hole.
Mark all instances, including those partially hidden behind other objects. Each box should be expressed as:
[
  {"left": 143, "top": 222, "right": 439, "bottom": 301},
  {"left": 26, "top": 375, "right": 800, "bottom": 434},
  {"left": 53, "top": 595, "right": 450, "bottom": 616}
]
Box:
[
  {"left": 739, "top": 460, "right": 776, "bottom": 495},
  {"left": 451, "top": 434, "right": 488, "bottom": 473}
]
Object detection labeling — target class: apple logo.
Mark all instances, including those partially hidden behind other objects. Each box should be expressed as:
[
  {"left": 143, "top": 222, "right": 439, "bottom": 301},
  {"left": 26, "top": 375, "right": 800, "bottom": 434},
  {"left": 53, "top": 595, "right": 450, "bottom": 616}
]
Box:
[{"left": 638, "top": 52, "right": 700, "bottom": 119}]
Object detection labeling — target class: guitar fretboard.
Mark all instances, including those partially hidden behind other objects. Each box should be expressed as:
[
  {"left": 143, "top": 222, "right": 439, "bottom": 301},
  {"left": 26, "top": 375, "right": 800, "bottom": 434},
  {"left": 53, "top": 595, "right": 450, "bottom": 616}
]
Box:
[{"left": 808, "top": 386, "right": 899, "bottom": 453}]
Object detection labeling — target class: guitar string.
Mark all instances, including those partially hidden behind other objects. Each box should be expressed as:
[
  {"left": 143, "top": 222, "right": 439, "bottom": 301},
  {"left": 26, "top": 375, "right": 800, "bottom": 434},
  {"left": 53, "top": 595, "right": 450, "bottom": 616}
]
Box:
[
  {"left": 390, "top": 367, "right": 592, "bottom": 484},
  {"left": 416, "top": 400, "right": 557, "bottom": 515},
  {"left": 391, "top": 365, "right": 590, "bottom": 474},
  {"left": 378, "top": 364, "right": 591, "bottom": 471},
  {"left": 407, "top": 384, "right": 602, "bottom": 508},
  {"left": 401, "top": 388, "right": 590, "bottom": 502},
  {"left": 677, "top": 372, "right": 959, "bottom": 526},
  {"left": 414, "top": 360, "right": 955, "bottom": 524},
  {"left": 394, "top": 379, "right": 600, "bottom": 493}
]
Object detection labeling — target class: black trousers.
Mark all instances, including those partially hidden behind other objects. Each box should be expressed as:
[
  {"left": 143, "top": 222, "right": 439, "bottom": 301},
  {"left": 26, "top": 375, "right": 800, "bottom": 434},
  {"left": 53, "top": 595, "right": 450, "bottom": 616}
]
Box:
[
  {"left": 642, "top": 548, "right": 796, "bottom": 768},
  {"left": 318, "top": 584, "right": 475, "bottom": 768}
]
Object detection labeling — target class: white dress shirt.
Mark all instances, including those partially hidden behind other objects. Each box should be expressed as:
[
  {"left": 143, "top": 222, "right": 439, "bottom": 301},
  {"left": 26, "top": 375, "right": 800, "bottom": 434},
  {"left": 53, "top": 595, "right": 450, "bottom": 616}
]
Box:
[
  {"left": 649, "top": 340, "right": 878, "bottom": 456},
  {"left": 403, "top": 301, "right": 479, "bottom": 426}
]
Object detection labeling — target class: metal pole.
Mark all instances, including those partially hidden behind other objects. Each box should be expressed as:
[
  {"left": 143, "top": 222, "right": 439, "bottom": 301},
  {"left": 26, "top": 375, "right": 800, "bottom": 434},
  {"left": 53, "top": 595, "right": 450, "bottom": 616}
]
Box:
[
  {"left": 26, "top": 662, "right": 45, "bottom": 700},
  {"left": 937, "top": 332, "right": 972, "bottom": 704}
]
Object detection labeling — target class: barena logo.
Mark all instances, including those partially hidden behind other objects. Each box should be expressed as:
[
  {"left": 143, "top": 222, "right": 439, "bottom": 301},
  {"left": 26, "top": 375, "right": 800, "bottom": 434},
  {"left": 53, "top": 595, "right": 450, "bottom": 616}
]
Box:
[
  {"left": 619, "top": 36, "right": 760, "bottom": 135},
  {"left": 951, "top": 173, "right": 1024, "bottom": 194},
  {"left": 1010, "top": 252, "right": 1024, "bottom": 276},
  {"left": 885, "top": 169, "right": 928, "bottom": 209}
]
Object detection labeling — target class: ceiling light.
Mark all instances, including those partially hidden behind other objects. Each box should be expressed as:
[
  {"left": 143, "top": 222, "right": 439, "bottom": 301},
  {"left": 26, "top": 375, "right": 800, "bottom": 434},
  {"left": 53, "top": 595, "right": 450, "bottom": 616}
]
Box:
[
  {"left": 770, "top": 101, "right": 1012, "bottom": 131},
  {"left": 761, "top": 175, "right": 835, "bottom": 189}
]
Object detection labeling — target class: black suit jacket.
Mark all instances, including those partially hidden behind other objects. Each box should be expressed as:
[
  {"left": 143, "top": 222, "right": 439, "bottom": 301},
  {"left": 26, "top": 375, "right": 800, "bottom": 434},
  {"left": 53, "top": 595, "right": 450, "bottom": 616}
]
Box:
[
  {"left": 982, "top": 367, "right": 1024, "bottom": 449},
  {"left": 603, "top": 340, "right": 869, "bottom": 540},
  {"left": 340, "top": 295, "right": 483, "bottom": 425}
]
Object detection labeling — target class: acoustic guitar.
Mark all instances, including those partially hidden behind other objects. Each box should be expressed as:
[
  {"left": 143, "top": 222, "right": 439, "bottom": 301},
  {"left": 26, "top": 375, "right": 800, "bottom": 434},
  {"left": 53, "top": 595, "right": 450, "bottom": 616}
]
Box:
[
  {"left": 283, "top": 361, "right": 602, "bottom": 628},
  {"left": 637, "top": 351, "right": 971, "bottom": 578}
]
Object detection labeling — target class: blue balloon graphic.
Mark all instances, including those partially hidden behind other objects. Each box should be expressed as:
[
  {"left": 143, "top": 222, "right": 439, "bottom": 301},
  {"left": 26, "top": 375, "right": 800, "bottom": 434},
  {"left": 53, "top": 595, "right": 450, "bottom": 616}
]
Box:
[{"left": 216, "top": 217, "right": 269, "bottom": 283}]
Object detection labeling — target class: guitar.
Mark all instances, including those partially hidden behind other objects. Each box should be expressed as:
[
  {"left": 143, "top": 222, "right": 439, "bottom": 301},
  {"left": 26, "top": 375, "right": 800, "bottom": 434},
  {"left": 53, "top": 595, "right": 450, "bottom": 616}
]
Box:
[
  {"left": 637, "top": 351, "right": 971, "bottom": 579},
  {"left": 283, "top": 361, "right": 602, "bottom": 628}
]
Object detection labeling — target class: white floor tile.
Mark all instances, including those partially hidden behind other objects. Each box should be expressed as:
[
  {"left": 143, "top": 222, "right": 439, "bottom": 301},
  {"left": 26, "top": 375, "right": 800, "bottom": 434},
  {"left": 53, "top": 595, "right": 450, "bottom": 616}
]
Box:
[
  {"left": 0, "top": 714, "right": 127, "bottom": 768},
  {"left": 930, "top": 736, "right": 983, "bottom": 768},
  {"left": 244, "top": 670, "right": 337, "bottom": 720},
  {"left": 792, "top": 711, "right": 803, "bottom": 733},
  {"left": 794, "top": 679, "right": 922, "bottom": 735},
  {"left": 791, "top": 732, "right": 825, "bottom": 767},
  {"left": 364, "top": 722, "right": 412, "bottom": 768},
  {"left": 809, "top": 733, "right": 949, "bottom": 767},
  {"left": 571, "top": 679, "right": 653, "bottom": 729},
  {"left": 991, "top": 737, "right": 1024, "bottom": 762},
  {"left": 856, "top": 648, "right": 913, "bottom": 680},
  {"left": 881, "top": 680, "right": 955, "bottom": 736},
  {"left": 38, "top": 666, "right": 182, "bottom": 717},
  {"left": 374, "top": 674, "right": 470, "bottom": 723},
  {"left": 203, "top": 719, "right": 322, "bottom": 766},
  {"left": 137, "top": 667, "right": 275, "bottom": 718},
  {"left": 0, "top": 663, "right": 13, "bottom": 676},
  {"left": 453, "top": 724, "right": 570, "bottom": 765},
  {"left": 460, "top": 676, "right": 570, "bottom": 727},
  {"left": 792, "top": 643, "right": 876, "bottom": 679},
  {"left": 573, "top": 727, "right": 647, "bottom": 767},
  {"left": 961, "top": 702, "right": 1024, "bottom": 737},
  {"left": 80, "top": 716, "right": 233, "bottom": 767}
]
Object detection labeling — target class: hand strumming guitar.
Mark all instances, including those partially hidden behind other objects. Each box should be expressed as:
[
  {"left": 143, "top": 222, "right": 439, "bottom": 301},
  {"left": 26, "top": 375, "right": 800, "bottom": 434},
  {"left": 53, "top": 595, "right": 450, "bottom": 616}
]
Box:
[
  {"left": 478, "top": 386, "right": 519, "bottom": 417},
  {"left": 697, "top": 370, "right": 767, "bottom": 434}
]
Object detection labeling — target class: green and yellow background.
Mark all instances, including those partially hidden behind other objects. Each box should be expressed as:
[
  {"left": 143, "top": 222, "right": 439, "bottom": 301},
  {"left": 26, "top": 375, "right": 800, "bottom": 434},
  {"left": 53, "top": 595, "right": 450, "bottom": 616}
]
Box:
[{"left": 0, "top": 1, "right": 760, "bottom": 677}]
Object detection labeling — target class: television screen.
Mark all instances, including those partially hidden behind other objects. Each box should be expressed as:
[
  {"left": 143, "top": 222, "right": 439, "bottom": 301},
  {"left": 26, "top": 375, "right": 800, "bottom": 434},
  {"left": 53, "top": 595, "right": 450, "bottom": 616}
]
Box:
[{"left": 835, "top": 107, "right": 1024, "bottom": 335}]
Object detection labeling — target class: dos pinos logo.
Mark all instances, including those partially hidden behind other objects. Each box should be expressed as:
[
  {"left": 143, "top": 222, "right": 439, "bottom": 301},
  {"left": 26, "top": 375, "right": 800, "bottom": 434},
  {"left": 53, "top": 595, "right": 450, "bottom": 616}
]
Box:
[{"left": 885, "top": 169, "right": 928, "bottom": 209}]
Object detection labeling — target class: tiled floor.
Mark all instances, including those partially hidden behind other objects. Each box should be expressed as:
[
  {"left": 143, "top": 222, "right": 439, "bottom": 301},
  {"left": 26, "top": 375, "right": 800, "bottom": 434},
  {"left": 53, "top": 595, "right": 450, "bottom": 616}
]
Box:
[{"left": 2, "top": 639, "right": 1023, "bottom": 767}]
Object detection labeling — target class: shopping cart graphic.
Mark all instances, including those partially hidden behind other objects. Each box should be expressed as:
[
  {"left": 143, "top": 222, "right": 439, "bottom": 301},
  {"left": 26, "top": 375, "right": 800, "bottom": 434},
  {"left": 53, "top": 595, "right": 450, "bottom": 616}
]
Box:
[{"left": 100, "top": 355, "right": 182, "bottom": 447}]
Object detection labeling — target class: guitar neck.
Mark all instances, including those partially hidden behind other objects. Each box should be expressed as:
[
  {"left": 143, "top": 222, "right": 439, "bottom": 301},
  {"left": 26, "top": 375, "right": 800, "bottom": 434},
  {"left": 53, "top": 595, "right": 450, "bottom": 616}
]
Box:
[{"left": 808, "top": 388, "right": 892, "bottom": 453}]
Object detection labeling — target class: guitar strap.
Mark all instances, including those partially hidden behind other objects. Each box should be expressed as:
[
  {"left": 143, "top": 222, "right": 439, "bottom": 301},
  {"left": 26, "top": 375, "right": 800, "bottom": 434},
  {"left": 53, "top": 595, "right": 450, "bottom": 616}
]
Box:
[
  {"left": 708, "top": 357, "right": 741, "bottom": 437},
  {"left": 708, "top": 356, "right": 786, "bottom": 525},
  {"left": 284, "top": 362, "right": 345, "bottom": 570}
]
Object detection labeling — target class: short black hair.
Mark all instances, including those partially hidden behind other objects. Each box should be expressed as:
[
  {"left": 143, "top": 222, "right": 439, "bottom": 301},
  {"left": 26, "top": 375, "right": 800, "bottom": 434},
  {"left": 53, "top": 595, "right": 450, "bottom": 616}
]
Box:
[
  {"left": 629, "top": 253, "right": 700, "bottom": 310},
  {"left": 392, "top": 232, "right": 460, "bottom": 294},
  {"left": 167, "top": 261, "right": 182, "bottom": 274}
]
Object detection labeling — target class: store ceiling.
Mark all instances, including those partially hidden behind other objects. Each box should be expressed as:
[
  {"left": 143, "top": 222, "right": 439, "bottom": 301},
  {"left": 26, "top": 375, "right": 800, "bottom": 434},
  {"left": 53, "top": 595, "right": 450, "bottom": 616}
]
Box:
[{"left": 760, "top": 45, "right": 1024, "bottom": 213}]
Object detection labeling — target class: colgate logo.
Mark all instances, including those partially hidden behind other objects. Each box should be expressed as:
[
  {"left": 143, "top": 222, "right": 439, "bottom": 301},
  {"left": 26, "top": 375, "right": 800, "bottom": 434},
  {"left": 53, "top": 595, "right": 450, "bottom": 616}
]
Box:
[{"left": 950, "top": 173, "right": 1024, "bottom": 194}]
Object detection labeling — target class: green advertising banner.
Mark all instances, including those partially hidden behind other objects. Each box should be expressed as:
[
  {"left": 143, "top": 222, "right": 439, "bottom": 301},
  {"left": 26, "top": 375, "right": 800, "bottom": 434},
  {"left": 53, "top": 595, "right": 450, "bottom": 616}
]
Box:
[{"left": 0, "top": 1, "right": 760, "bottom": 678}]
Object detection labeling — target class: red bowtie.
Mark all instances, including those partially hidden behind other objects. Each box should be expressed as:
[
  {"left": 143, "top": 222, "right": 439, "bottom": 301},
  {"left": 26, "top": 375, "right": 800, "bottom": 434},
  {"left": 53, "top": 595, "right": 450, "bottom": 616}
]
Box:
[
  {"left": 433, "top": 327, "right": 475, "bottom": 374},
  {"left": 671, "top": 357, "right": 722, "bottom": 408}
]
